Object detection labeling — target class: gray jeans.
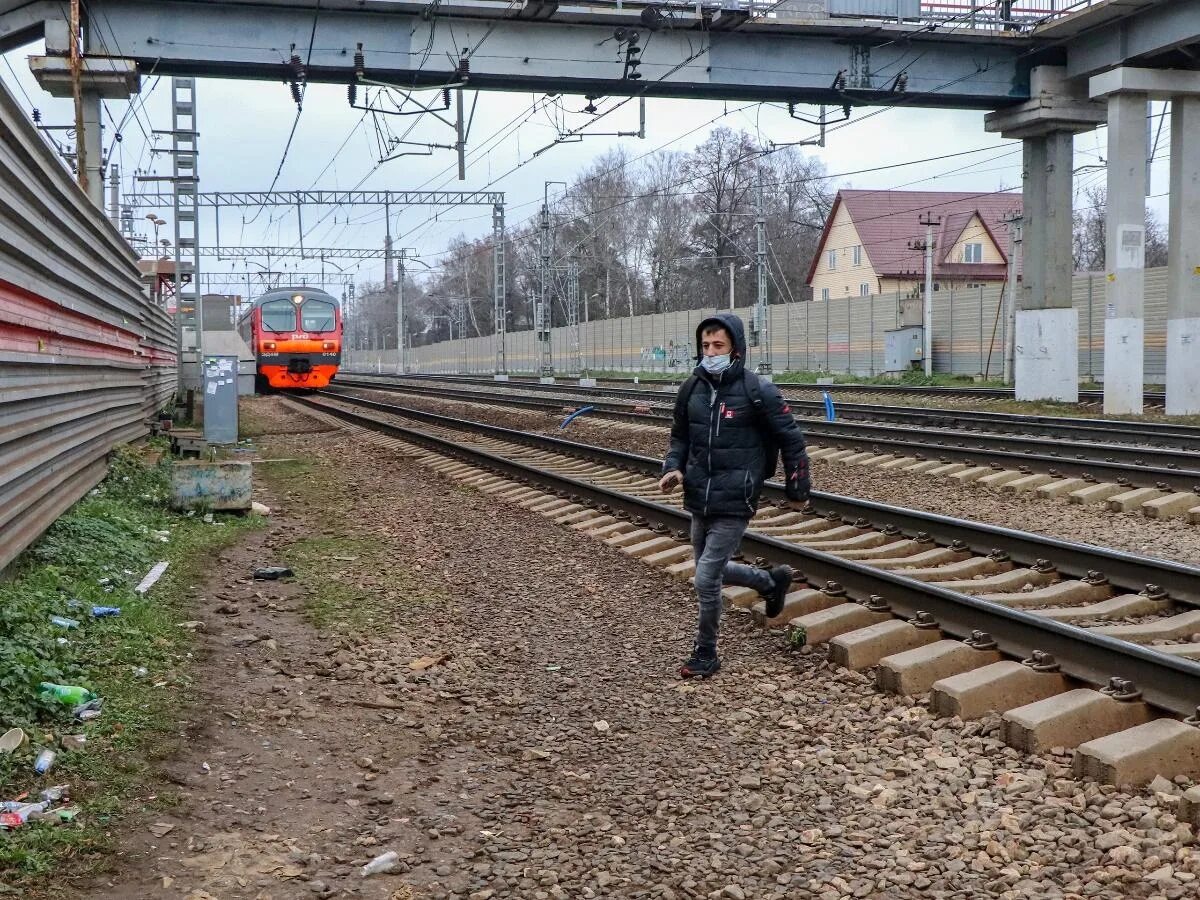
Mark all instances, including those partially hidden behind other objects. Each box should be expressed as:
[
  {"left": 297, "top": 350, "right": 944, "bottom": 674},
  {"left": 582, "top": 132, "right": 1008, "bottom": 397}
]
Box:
[{"left": 690, "top": 513, "right": 772, "bottom": 653}]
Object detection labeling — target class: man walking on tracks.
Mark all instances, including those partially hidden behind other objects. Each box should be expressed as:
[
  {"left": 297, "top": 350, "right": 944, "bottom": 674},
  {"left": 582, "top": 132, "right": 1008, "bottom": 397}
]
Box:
[{"left": 659, "top": 313, "right": 811, "bottom": 679}]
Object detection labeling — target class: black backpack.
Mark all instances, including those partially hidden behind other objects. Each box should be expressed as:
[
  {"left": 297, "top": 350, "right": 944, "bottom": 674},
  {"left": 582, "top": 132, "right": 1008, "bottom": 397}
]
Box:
[{"left": 675, "top": 370, "right": 781, "bottom": 482}]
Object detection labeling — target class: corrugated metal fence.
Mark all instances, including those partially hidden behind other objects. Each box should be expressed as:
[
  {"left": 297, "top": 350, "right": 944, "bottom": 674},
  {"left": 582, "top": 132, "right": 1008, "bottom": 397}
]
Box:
[
  {"left": 0, "top": 77, "right": 177, "bottom": 572},
  {"left": 346, "top": 269, "right": 1168, "bottom": 381}
]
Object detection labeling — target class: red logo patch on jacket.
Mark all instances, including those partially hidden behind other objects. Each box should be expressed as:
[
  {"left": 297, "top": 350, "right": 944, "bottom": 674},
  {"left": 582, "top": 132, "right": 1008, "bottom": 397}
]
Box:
[
  {"left": 724, "top": 409, "right": 736, "bottom": 419},
  {"left": 781, "top": 404, "right": 791, "bottom": 413}
]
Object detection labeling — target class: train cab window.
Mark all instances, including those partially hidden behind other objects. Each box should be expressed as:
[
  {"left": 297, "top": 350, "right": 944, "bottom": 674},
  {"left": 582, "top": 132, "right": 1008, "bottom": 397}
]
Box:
[
  {"left": 301, "top": 298, "right": 336, "bottom": 333},
  {"left": 260, "top": 299, "right": 297, "bottom": 332}
]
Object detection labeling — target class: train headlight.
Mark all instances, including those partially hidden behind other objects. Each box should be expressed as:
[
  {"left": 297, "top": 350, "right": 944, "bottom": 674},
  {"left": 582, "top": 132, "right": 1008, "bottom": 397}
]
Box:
[
  {"left": 322, "top": 341, "right": 337, "bottom": 351},
  {"left": 263, "top": 341, "right": 277, "bottom": 351}
]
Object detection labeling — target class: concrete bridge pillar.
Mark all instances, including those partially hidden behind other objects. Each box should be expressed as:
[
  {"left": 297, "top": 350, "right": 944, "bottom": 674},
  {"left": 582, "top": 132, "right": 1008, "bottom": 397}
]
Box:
[
  {"left": 1090, "top": 68, "right": 1200, "bottom": 416},
  {"left": 985, "top": 66, "right": 1105, "bottom": 403},
  {"left": 1167, "top": 96, "right": 1200, "bottom": 415}
]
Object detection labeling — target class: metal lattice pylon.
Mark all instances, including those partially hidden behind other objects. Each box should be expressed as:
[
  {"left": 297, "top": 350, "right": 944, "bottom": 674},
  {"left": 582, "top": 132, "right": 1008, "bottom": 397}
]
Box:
[{"left": 170, "top": 77, "right": 200, "bottom": 391}]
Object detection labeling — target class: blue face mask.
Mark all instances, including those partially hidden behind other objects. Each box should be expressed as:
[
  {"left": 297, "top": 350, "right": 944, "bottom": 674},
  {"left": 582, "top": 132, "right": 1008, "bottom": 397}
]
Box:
[{"left": 700, "top": 353, "right": 732, "bottom": 375}]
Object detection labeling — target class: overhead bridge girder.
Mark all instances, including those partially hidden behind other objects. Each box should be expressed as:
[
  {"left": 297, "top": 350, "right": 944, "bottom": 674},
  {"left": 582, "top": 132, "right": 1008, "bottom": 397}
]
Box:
[{"left": 3, "top": 0, "right": 1041, "bottom": 108}]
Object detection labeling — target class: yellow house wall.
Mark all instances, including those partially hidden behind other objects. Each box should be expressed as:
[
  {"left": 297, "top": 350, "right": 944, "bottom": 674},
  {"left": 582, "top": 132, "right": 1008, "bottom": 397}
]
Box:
[
  {"left": 946, "top": 215, "right": 1006, "bottom": 265},
  {"left": 809, "top": 202, "right": 879, "bottom": 301}
]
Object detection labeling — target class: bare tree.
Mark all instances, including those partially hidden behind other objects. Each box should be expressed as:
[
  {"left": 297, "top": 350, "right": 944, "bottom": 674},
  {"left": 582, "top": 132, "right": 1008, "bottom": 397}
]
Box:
[{"left": 1073, "top": 183, "right": 1168, "bottom": 270}]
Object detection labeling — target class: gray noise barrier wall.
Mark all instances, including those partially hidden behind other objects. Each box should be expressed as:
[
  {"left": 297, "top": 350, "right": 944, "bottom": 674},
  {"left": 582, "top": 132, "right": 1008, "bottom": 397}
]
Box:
[
  {"left": 0, "top": 77, "right": 177, "bottom": 572},
  {"left": 346, "top": 270, "right": 1166, "bottom": 385}
]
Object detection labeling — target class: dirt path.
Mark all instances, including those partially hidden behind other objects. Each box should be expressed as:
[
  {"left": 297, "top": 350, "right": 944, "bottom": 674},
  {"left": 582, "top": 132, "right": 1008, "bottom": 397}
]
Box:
[{"left": 80, "top": 397, "right": 1198, "bottom": 900}]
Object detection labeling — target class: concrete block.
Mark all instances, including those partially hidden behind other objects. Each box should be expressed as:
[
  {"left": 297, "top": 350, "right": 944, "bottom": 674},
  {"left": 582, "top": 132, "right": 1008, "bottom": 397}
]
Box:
[
  {"left": 1074, "top": 719, "right": 1200, "bottom": 786},
  {"left": 572, "top": 514, "right": 618, "bottom": 532},
  {"left": 664, "top": 558, "right": 696, "bottom": 579},
  {"left": 1107, "top": 487, "right": 1167, "bottom": 512},
  {"left": 1001, "top": 689, "right": 1152, "bottom": 753},
  {"left": 1035, "top": 477, "right": 1089, "bottom": 499},
  {"left": 585, "top": 521, "right": 637, "bottom": 538},
  {"left": 554, "top": 508, "right": 605, "bottom": 526},
  {"left": 1068, "top": 482, "right": 1125, "bottom": 505},
  {"left": 750, "top": 588, "right": 842, "bottom": 626},
  {"left": 840, "top": 451, "right": 879, "bottom": 464},
  {"left": 929, "top": 661, "right": 1068, "bottom": 720},
  {"left": 876, "top": 640, "right": 1001, "bottom": 696},
  {"left": 542, "top": 502, "right": 585, "bottom": 519},
  {"left": 622, "top": 535, "right": 680, "bottom": 559},
  {"left": 934, "top": 567, "right": 1057, "bottom": 594},
  {"left": 170, "top": 461, "right": 252, "bottom": 511},
  {"left": 926, "top": 463, "right": 970, "bottom": 477},
  {"left": 1001, "top": 473, "right": 1056, "bottom": 493},
  {"left": 949, "top": 466, "right": 995, "bottom": 483},
  {"left": 831, "top": 539, "right": 928, "bottom": 561},
  {"left": 977, "top": 469, "right": 1026, "bottom": 489},
  {"left": 854, "top": 455, "right": 897, "bottom": 468},
  {"left": 1090, "top": 610, "right": 1200, "bottom": 644},
  {"left": 1143, "top": 492, "right": 1200, "bottom": 519},
  {"left": 829, "top": 620, "right": 941, "bottom": 670},
  {"left": 895, "top": 556, "right": 1009, "bottom": 581},
  {"left": 784, "top": 525, "right": 863, "bottom": 543},
  {"left": 788, "top": 603, "right": 890, "bottom": 646},
  {"left": 802, "top": 532, "right": 891, "bottom": 552},
  {"left": 722, "top": 586, "right": 761, "bottom": 608},
  {"left": 820, "top": 449, "right": 861, "bottom": 463},
  {"left": 976, "top": 579, "right": 1112, "bottom": 608},
  {"left": 1033, "top": 593, "right": 1169, "bottom": 623},
  {"left": 878, "top": 457, "right": 920, "bottom": 471},
  {"left": 903, "top": 460, "right": 945, "bottom": 474},
  {"left": 641, "top": 544, "right": 693, "bottom": 568},
  {"left": 864, "top": 548, "right": 969, "bottom": 570},
  {"left": 604, "top": 528, "right": 657, "bottom": 548},
  {"left": 1190, "top": 505, "right": 1200, "bottom": 525}
]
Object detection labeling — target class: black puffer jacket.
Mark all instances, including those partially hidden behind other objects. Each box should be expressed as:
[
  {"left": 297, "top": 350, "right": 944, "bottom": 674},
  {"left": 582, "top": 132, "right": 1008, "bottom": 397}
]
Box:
[{"left": 662, "top": 313, "right": 809, "bottom": 518}]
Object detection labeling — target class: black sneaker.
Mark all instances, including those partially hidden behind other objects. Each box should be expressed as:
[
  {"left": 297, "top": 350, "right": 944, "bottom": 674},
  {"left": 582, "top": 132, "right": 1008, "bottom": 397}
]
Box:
[
  {"left": 764, "top": 565, "right": 794, "bottom": 619},
  {"left": 679, "top": 646, "right": 721, "bottom": 679}
]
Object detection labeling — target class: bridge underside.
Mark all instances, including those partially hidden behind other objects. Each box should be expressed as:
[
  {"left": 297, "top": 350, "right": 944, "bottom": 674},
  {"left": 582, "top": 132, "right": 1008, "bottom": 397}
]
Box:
[{"left": 2, "top": 0, "right": 1040, "bottom": 107}]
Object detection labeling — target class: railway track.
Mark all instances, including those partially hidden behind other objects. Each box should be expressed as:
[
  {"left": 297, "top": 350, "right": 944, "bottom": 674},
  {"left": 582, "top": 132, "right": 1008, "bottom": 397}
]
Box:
[
  {"left": 339, "top": 373, "right": 1200, "bottom": 450},
  {"left": 333, "top": 377, "right": 1200, "bottom": 496},
  {"left": 386, "top": 370, "right": 1170, "bottom": 410},
  {"left": 292, "top": 389, "right": 1200, "bottom": 781}
]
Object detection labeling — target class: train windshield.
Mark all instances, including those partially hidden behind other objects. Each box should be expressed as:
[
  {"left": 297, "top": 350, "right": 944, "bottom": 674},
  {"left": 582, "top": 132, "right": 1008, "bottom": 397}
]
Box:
[
  {"left": 301, "top": 298, "right": 336, "bottom": 333},
  {"left": 260, "top": 299, "right": 297, "bottom": 332}
]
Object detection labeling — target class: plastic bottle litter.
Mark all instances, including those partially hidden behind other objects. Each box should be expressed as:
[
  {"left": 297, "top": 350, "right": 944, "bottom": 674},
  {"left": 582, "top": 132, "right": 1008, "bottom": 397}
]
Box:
[
  {"left": 50, "top": 615, "right": 80, "bottom": 629},
  {"left": 34, "top": 749, "right": 57, "bottom": 774},
  {"left": 90, "top": 606, "right": 122, "bottom": 617},
  {"left": 0, "top": 802, "right": 48, "bottom": 828},
  {"left": 39, "top": 683, "right": 96, "bottom": 706},
  {"left": 39, "top": 785, "right": 70, "bottom": 803},
  {"left": 360, "top": 850, "right": 400, "bottom": 877}
]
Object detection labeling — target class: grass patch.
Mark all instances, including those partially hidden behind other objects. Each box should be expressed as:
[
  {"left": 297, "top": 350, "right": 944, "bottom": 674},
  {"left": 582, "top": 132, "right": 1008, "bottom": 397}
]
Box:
[{"left": 0, "top": 447, "right": 261, "bottom": 893}]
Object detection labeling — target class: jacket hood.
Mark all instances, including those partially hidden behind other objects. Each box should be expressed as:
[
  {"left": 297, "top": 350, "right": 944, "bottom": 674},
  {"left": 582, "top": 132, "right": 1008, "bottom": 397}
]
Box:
[{"left": 695, "top": 312, "right": 748, "bottom": 361}]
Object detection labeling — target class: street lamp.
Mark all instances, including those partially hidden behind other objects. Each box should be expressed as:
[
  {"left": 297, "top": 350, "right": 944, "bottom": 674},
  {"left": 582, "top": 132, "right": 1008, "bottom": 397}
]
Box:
[{"left": 145, "top": 213, "right": 166, "bottom": 247}]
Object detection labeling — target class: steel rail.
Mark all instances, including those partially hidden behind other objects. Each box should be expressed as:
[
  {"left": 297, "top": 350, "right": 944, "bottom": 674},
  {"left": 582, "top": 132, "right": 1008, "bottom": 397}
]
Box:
[
  {"left": 331, "top": 380, "right": 1200, "bottom": 491},
  {"left": 295, "top": 392, "right": 1200, "bottom": 718},
  {"left": 318, "top": 389, "right": 1200, "bottom": 607}
]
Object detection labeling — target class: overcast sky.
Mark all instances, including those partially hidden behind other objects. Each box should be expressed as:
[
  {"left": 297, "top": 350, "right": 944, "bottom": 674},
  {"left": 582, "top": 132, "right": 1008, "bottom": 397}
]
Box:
[{"left": 2, "top": 39, "right": 1171, "bottom": 298}]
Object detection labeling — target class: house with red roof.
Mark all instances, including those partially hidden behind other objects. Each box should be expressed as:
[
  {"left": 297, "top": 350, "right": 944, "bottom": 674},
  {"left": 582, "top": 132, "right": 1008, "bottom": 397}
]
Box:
[{"left": 805, "top": 189, "right": 1023, "bottom": 301}]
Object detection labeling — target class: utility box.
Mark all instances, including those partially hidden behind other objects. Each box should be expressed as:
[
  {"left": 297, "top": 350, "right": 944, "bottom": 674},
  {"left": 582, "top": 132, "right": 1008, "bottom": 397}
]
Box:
[
  {"left": 885, "top": 326, "right": 924, "bottom": 372},
  {"left": 202, "top": 355, "right": 239, "bottom": 444}
]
